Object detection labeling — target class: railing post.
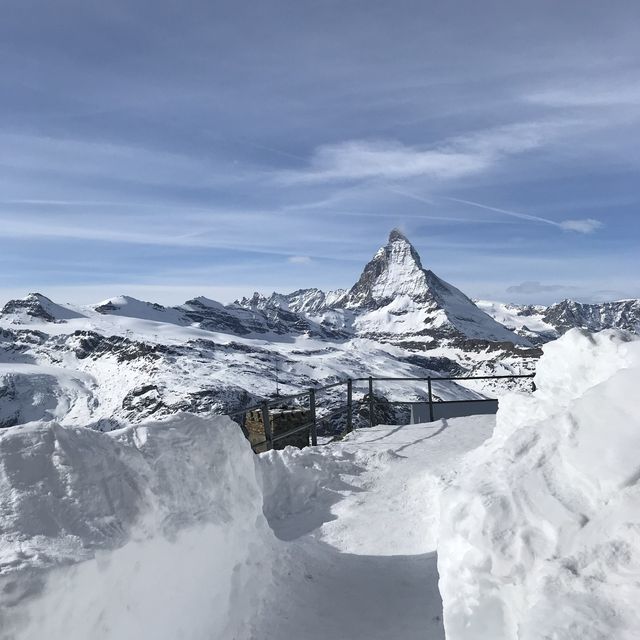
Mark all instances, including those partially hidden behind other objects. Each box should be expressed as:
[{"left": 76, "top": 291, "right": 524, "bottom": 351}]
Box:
[
  {"left": 261, "top": 402, "right": 273, "bottom": 450},
  {"left": 309, "top": 389, "right": 318, "bottom": 446},
  {"left": 427, "top": 376, "right": 434, "bottom": 422},
  {"left": 238, "top": 412, "right": 249, "bottom": 439},
  {"left": 368, "top": 376, "right": 375, "bottom": 428},
  {"left": 346, "top": 378, "right": 353, "bottom": 431}
]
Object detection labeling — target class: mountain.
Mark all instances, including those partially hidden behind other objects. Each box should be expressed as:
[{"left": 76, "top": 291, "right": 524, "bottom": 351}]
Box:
[
  {"left": 0, "top": 313, "right": 495, "bottom": 431},
  {"left": 237, "top": 229, "right": 532, "bottom": 347},
  {"left": 342, "top": 228, "right": 430, "bottom": 308},
  {"left": 477, "top": 298, "right": 640, "bottom": 344},
  {"left": 1, "top": 293, "right": 86, "bottom": 323},
  {"left": 342, "top": 230, "right": 532, "bottom": 344},
  {"left": 543, "top": 299, "right": 640, "bottom": 334},
  {"left": 89, "top": 294, "right": 345, "bottom": 339},
  {"left": 0, "top": 229, "right": 637, "bottom": 433},
  {"left": 238, "top": 288, "right": 348, "bottom": 315}
]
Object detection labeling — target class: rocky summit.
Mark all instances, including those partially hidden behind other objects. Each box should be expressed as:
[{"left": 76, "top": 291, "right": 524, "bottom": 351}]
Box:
[{"left": 236, "top": 230, "right": 536, "bottom": 346}]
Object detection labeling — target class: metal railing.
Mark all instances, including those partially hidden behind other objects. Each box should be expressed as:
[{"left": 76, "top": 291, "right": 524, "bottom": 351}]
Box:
[
  {"left": 228, "top": 379, "right": 353, "bottom": 452},
  {"left": 229, "top": 373, "right": 535, "bottom": 453}
]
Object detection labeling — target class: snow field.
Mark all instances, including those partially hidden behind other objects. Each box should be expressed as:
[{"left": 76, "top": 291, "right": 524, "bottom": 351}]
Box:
[
  {"left": 3, "top": 328, "right": 638, "bottom": 639},
  {"left": 438, "top": 329, "right": 640, "bottom": 640}
]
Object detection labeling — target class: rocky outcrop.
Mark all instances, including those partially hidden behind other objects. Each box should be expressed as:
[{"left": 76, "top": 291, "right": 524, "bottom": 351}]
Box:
[
  {"left": 542, "top": 299, "right": 640, "bottom": 335},
  {"left": 1, "top": 293, "right": 85, "bottom": 323},
  {"left": 479, "top": 299, "right": 640, "bottom": 343}
]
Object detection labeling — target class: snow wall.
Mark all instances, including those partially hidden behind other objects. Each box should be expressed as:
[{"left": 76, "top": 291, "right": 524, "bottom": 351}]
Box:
[
  {"left": 0, "top": 413, "right": 274, "bottom": 640},
  {"left": 438, "top": 329, "right": 640, "bottom": 640}
]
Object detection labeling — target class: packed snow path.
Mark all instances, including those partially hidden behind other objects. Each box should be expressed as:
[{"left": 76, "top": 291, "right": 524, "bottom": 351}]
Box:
[{"left": 256, "top": 415, "right": 495, "bottom": 640}]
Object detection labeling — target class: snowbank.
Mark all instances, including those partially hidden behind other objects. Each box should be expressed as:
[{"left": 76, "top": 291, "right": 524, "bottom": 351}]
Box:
[
  {"left": 0, "top": 413, "right": 273, "bottom": 640},
  {"left": 259, "top": 445, "right": 363, "bottom": 525},
  {"left": 258, "top": 444, "right": 397, "bottom": 541},
  {"left": 438, "top": 329, "right": 640, "bottom": 640},
  {"left": 0, "top": 364, "right": 96, "bottom": 427}
]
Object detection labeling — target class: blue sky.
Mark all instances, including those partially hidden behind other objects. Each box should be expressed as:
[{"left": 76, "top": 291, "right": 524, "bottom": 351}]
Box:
[{"left": 1, "top": 0, "right": 639, "bottom": 306}]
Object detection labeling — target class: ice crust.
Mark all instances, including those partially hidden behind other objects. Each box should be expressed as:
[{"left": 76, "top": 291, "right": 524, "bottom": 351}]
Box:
[{"left": 438, "top": 329, "right": 640, "bottom": 640}]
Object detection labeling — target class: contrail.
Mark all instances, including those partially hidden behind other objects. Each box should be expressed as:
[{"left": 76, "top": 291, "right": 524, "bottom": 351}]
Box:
[
  {"left": 442, "top": 196, "right": 562, "bottom": 228},
  {"left": 384, "top": 185, "right": 435, "bottom": 205}
]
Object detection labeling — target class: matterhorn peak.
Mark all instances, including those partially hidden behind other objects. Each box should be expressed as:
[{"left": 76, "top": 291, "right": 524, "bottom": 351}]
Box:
[
  {"left": 339, "top": 230, "right": 532, "bottom": 345},
  {"left": 385, "top": 228, "right": 424, "bottom": 269},
  {"left": 343, "top": 229, "right": 428, "bottom": 309},
  {"left": 388, "top": 228, "right": 410, "bottom": 244}
]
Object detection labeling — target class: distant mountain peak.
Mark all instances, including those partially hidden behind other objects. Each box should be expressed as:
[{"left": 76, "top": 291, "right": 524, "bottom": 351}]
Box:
[
  {"left": 1, "top": 292, "right": 85, "bottom": 322},
  {"left": 25, "top": 292, "right": 51, "bottom": 302},
  {"left": 236, "top": 292, "right": 271, "bottom": 309},
  {"left": 230, "top": 229, "right": 531, "bottom": 344},
  {"left": 344, "top": 229, "right": 428, "bottom": 309},
  {"left": 340, "top": 230, "right": 532, "bottom": 344},
  {"left": 388, "top": 228, "right": 410, "bottom": 244}
]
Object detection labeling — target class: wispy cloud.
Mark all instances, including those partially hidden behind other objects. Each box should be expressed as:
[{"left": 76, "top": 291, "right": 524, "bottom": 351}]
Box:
[
  {"left": 558, "top": 219, "right": 603, "bottom": 233},
  {"left": 445, "top": 197, "right": 603, "bottom": 234},
  {"left": 527, "top": 84, "right": 640, "bottom": 108},
  {"left": 0, "top": 210, "right": 369, "bottom": 263},
  {"left": 276, "top": 120, "right": 582, "bottom": 185},
  {"left": 278, "top": 138, "right": 488, "bottom": 183},
  {"left": 287, "top": 255, "right": 312, "bottom": 265}
]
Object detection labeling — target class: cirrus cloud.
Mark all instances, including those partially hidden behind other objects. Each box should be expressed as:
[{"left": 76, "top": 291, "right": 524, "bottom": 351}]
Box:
[
  {"left": 276, "top": 119, "right": 585, "bottom": 185},
  {"left": 558, "top": 219, "right": 603, "bottom": 233},
  {"left": 287, "top": 255, "right": 312, "bottom": 265}
]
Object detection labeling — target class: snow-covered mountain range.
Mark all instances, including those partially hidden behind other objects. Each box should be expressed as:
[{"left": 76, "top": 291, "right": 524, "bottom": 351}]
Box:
[
  {"left": 237, "top": 229, "right": 530, "bottom": 346},
  {"left": 0, "top": 230, "right": 637, "bottom": 431},
  {"left": 477, "top": 298, "right": 640, "bottom": 344}
]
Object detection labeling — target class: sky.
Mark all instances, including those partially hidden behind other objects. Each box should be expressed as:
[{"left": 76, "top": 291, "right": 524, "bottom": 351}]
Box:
[{"left": 1, "top": 0, "right": 639, "bottom": 307}]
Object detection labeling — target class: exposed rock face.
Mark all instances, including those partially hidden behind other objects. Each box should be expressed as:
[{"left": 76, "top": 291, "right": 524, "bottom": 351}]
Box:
[
  {"left": 181, "top": 297, "right": 253, "bottom": 335},
  {"left": 478, "top": 298, "right": 640, "bottom": 344},
  {"left": 543, "top": 299, "right": 640, "bottom": 335},
  {"left": 1, "top": 293, "right": 84, "bottom": 323},
  {"left": 237, "top": 288, "right": 348, "bottom": 315},
  {"left": 68, "top": 331, "right": 173, "bottom": 363},
  {"left": 343, "top": 229, "right": 431, "bottom": 309}
]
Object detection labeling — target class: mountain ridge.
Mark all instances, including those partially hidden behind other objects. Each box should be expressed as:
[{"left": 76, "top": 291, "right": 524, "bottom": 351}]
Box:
[
  {"left": 0, "top": 229, "right": 637, "bottom": 433},
  {"left": 2, "top": 230, "right": 638, "bottom": 346}
]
